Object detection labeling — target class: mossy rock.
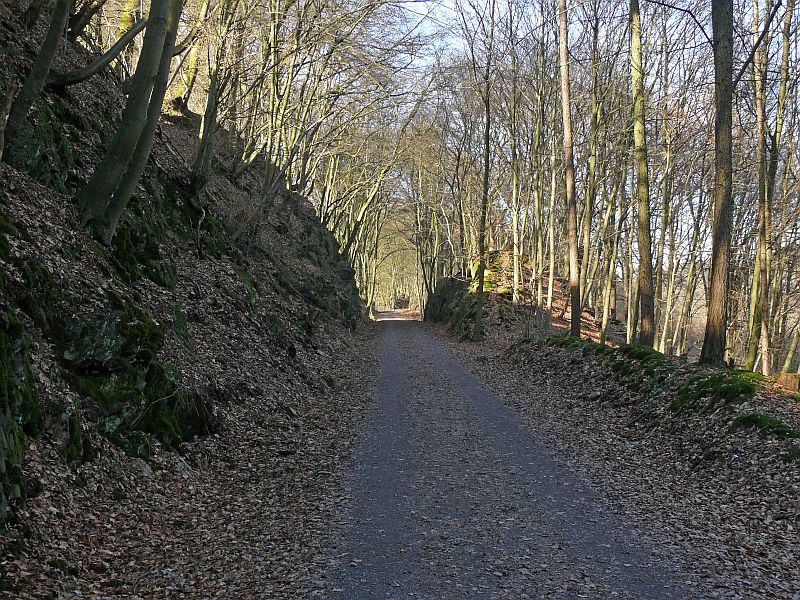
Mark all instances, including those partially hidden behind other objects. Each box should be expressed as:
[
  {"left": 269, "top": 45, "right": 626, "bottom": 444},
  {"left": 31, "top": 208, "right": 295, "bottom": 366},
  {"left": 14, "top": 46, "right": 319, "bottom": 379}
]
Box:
[
  {"left": 111, "top": 204, "right": 178, "bottom": 290},
  {"left": 0, "top": 206, "right": 16, "bottom": 262},
  {"left": 425, "top": 277, "right": 469, "bottom": 324},
  {"left": 5, "top": 101, "right": 81, "bottom": 193},
  {"left": 10, "top": 256, "right": 65, "bottom": 336},
  {"left": 62, "top": 293, "right": 164, "bottom": 371},
  {"left": 672, "top": 372, "right": 755, "bottom": 414},
  {"left": 61, "top": 406, "right": 94, "bottom": 467},
  {"left": 76, "top": 359, "right": 213, "bottom": 456},
  {"left": 0, "top": 308, "right": 41, "bottom": 522},
  {"left": 62, "top": 292, "right": 213, "bottom": 455},
  {"left": 731, "top": 413, "right": 800, "bottom": 439}
]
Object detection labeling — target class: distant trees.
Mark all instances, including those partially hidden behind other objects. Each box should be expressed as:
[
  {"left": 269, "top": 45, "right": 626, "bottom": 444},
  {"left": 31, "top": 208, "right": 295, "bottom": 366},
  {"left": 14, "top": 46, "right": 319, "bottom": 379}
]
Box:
[
  {"left": 2, "top": 0, "right": 799, "bottom": 370},
  {"left": 354, "top": 0, "right": 799, "bottom": 373}
]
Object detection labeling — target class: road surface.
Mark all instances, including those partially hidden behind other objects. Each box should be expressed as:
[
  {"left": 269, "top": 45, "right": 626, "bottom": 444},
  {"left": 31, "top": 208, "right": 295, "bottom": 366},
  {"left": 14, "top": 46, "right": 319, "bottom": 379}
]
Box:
[{"left": 330, "top": 318, "right": 689, "bottom": 599}]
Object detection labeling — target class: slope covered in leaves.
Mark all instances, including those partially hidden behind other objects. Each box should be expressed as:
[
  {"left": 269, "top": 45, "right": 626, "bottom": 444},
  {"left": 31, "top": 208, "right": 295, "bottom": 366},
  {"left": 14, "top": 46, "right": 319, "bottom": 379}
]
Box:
[
  {"left": 425, "top": 253, "right": 800, "bottom": 597},
  {"left": 0, "top": 2, "right": 367, "bottom": 595}
]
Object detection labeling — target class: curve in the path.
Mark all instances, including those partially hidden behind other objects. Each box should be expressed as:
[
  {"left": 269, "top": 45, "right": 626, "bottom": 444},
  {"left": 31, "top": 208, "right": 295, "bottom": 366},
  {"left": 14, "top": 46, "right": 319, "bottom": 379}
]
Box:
[{"left": 329, "top": 321, "right": 691, "bottom": 599}]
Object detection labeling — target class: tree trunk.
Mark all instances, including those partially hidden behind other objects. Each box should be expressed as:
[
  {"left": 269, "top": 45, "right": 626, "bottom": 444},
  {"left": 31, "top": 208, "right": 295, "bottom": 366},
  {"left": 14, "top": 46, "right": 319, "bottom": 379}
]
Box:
[
  {"left": 79, "top": 0, "right": 171, "bottom": 229},
  {"left": 559, "top": 0, "right": 581, "bottom": 338},
  {"left": 630, "top": 0, "right": 655, "bottom": 347},
  {"left": 48, "top": 18, "right": 148, "bottom": 89},
  {"left": 782, "top": 329, "right": 799, "bottom": 373},
  {"left": 173, "top": 0, "right": 210, "bottom": 109},
  {"left": 5, "top": 0, "right": 70, "bottom": 148},
  {"left": 101, "top": 0, "right": 183, "bottom": 242},
  {"left": 472, "top": 0, "right": 495, "bottom": 342},
  {"left": 700, "top": 0, "right": 734, "bottom": 366}
]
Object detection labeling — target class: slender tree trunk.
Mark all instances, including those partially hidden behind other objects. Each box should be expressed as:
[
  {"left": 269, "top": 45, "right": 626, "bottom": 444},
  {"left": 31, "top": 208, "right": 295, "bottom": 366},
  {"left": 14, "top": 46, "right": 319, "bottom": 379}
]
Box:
[
  {"left": 630, "top": 0, "right": 655, "bottom": 347},
  {"left": 79, "top": 0, "right": 171, "bottom": 229},
  {"left": 472, "top": 0, "right": 495, "bottom": 342},
  {"left": 546, "top": 107, "right": 557, "bottom": 312},
  {"left": 5, "top": 0, "right": 70, "bottom": 148},
  {"left": 173, "top": 0, "right": 210, "bottom": 109},
  {"left": 782, "top": 329, "right": 799, "bottom": 373},
  {"left": 47, "top": 19, "right": 148, "bottom": 89},
  {"left": 580, "top": 11, "right": 600, "bottom": 309},
  {"left": 559, "top": 0, "right": 581, "bottom": 338},
  {"left": 700, "top": 0, "right": 734, "bottom": 366},
  {"left": 745, "top": 2, "right": 771, "bottom": 375}
]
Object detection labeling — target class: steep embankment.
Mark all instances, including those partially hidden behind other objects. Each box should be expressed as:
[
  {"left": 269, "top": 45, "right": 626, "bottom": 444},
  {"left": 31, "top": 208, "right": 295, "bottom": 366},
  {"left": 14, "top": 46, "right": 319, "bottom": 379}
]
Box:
[{"left": 0, "top": 3, "right": 369, "bottom": 596}]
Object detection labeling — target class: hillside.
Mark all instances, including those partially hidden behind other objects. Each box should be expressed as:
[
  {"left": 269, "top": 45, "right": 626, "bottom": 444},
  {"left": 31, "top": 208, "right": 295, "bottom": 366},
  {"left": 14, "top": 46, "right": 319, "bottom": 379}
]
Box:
[{"left": 0, "top": 2, "right": 368, "bottom": 595}]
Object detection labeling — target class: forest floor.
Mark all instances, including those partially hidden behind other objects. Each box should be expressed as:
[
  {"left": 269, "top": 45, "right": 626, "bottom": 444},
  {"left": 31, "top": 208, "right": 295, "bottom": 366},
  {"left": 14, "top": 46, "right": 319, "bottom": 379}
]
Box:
[{"left": 2, "top": 318, "right": 381, "bottom": 599}]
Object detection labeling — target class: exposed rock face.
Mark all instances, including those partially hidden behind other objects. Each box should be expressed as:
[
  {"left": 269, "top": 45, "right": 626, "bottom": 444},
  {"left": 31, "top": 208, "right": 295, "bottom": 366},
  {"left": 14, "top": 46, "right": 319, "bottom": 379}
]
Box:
[
  {"left": 0, "top": 0, "right": 362, "bottom": 527},
  {"left": 778, "top": 372, "right": 800, "bottom": 392}
]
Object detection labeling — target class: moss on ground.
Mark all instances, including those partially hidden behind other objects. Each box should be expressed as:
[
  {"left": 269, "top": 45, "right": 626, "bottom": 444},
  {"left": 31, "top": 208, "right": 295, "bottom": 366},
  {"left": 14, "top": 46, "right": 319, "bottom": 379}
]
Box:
[
  {"left": 173, "top": 307, "right": 191, "bottom": 348},
  {"left": 782, "top": 447, "right": 800, "bottom": 463},
  {"left": 731, "top": 413, "right": 800, "bottom": 439},
  {"left": 672, "top": 372, "right": 755, "bottom": 414}
]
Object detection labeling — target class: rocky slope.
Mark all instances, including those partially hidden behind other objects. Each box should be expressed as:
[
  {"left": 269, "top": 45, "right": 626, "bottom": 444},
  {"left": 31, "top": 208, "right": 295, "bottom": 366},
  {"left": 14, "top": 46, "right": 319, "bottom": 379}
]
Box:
[{"left": 0, "top": 2, "right": 367, "bottom": 595}]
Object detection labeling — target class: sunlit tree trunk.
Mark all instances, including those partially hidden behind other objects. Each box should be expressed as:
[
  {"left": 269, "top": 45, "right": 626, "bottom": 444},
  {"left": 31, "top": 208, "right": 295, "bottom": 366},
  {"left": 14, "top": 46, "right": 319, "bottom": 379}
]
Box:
[
  {"left": 103, "top": 0, "right": 183, "bottom": 240},
  {"left": 700, "top": 0, "right": 734, "bottom": 366},
  {"left": 630, "top": 0, "right": 655, "bottom": 347},
  {"left": 80, "top": 0, "right": 172, "bottom": 232},
  {"left": 558, "top": 0, "right": 581, "bottom": 337}
]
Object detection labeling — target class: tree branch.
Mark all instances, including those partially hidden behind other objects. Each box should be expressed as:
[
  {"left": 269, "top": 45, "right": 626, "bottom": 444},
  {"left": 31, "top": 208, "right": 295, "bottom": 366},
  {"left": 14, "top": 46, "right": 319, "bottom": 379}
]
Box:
[
  {"left": 47, "top": 18, "right": 148, "bottom": 88},
  {"left": 734, "top": 0, "right": 783, "bottom": 87}
]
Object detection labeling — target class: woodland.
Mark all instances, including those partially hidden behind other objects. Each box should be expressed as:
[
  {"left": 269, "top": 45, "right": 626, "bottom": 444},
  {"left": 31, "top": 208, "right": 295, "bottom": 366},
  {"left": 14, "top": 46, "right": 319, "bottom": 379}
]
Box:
[
  {"left": 0, "top": 0, "right": 799, "bottom": 596},
  {"left": 1, "top": 0, "right": 798, "bottom": 374}
]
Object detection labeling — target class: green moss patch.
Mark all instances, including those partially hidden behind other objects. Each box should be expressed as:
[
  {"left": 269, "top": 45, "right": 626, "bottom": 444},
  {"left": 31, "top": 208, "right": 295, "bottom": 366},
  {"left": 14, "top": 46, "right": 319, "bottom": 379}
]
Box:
[
  {"left": 0, "top": 207, "right": 16, "bottom": 262},
  {"left": 731, "top": 413, "right": 800, "bottom": 439},
  {"left": 173, "top": 307, "right": 191, "bottom": 348},
  {"left": 781, "top": 447, "right": 800, "bottom": 463},
  {"left": 111, "top": 200, "right": 178, "bottom": 290},
  {"left": 61, "top": 291, "right": 213, "bottom": 457},
  {"left": 11, "top": 256, "right": 65, "bottom": 336},
  {"left": 672, "top": 372, "right": 755, "bottom": 414}
]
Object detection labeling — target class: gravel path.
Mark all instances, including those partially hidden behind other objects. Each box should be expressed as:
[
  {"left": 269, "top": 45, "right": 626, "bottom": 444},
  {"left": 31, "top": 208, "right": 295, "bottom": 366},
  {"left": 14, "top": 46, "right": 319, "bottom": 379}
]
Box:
[{"left": 330, "top": 320, "right": 691, "bottom": 599}]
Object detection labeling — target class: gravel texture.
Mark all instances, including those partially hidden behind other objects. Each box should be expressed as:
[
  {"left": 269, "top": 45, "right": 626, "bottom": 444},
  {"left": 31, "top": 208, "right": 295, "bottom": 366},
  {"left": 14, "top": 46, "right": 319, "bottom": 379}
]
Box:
[{"left": 329, "top": 319, "right": 692, "bottom": 599}]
